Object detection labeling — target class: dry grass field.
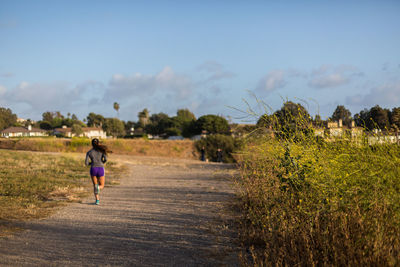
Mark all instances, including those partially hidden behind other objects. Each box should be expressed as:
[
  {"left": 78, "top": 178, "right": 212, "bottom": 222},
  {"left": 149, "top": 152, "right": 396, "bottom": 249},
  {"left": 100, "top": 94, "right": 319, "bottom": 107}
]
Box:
[
  {"left": 0, "top": 137, "right": 197, "bottom": 159},
  {"left": 0, "top": 149, "right": 126, "bottom": 235}
]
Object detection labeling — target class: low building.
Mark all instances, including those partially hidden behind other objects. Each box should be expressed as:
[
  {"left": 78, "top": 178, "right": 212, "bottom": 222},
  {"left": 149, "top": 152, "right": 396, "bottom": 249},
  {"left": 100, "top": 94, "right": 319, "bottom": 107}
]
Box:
[
  {"left": 83, "top": 127, "right": 107, "bottom": 139},
  {"left": 323, "top": 119, "right": 363, "bottom": 140},
  {"left": 54, "top": 126, "right": 106, "bottom": 139},
  {"left": 327, "top": 119, "right": 344, "bottom": 138},
  {"left": 1, "top": 125, "right": 48, "bottom": 137}
]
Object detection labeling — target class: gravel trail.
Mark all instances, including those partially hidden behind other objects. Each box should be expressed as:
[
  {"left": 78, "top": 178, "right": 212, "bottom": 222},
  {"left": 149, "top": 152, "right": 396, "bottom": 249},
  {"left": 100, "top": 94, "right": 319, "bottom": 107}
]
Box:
[{"left": 0, "top": 155, "right": 239, "bottom": 266}]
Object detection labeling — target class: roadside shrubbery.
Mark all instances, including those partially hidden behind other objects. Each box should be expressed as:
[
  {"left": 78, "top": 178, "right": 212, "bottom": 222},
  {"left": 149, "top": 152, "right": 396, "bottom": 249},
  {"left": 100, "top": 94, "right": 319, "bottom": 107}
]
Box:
[
  {"left": 195, "top": 134, "right": 243, "bottom": 163},
  {"left": 237, "top": 106, "right": 400, "bottom": 266}
]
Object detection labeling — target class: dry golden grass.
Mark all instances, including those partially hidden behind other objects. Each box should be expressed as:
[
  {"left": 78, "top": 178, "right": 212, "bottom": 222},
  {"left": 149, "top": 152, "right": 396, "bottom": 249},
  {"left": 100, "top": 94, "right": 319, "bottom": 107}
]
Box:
[
  {"left": 0, "top": 137, "right": 197, "bottom": 159},
  {"left": 0, "top": 149, "right": 126, "bottom": 235}
]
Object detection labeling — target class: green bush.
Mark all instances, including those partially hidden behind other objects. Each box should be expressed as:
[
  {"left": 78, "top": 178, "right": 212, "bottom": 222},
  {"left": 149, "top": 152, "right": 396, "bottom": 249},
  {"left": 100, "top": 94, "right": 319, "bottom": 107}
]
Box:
[
  {"left": 69, "top": 137, "right": 90, "bottom": 148},
  {"left": 195, "top": 134, "right": 243, "bottom": 163}
]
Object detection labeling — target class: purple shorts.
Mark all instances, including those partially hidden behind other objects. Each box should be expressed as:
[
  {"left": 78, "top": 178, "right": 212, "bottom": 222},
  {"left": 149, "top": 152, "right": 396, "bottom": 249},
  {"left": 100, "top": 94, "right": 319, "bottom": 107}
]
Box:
[{"left": 90, "top": 167, "right": 105, "bottom": 177}]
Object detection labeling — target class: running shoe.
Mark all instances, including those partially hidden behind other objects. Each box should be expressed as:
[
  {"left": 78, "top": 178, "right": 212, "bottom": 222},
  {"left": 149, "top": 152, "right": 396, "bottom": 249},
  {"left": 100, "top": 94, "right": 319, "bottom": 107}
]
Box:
[{"left": 95, "top": 200, "right": 100, "bottom": 205}]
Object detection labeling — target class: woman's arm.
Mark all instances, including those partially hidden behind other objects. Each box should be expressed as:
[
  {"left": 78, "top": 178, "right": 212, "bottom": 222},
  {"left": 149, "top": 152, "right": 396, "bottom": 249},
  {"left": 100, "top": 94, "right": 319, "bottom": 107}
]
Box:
[
  {"left": 102, "top": 153, "right": 107, "bottom": 164},
  {"left": 85, "top": 152, "right": 91, "bottom": 166}
]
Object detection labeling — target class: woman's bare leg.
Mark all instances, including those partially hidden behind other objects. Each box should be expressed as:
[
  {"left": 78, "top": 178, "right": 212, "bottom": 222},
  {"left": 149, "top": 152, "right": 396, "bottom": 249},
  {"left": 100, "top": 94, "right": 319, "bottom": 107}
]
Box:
[
  {"left": 91, "top": 176, "right": 100, "bottom": 201},
  {"left": 98, "top": 176, "right": 105, "bottom": 190}
]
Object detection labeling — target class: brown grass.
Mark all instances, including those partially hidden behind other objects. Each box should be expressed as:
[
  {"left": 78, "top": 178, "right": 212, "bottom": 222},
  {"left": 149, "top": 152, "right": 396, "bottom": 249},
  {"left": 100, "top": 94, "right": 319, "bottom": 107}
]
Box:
[
  {"left": 0, "top": 149, "right": 126, "bottom": 236},
  {"left": 0, "top": 138, "right": 197, "bottom": 159}
]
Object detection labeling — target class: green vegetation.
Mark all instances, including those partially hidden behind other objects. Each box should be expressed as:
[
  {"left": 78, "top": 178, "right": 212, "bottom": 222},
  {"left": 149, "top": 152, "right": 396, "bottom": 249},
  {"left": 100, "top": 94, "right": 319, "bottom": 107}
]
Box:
[
  {"left": 0, "top": 107, "right": 17, "bottom": 131},
  {"left": 195, "top": 134, "right": 242, "bottom": 163},
  {"left": 1, "top": 105, "right": 234, "bottom": 139},
  {"left": 41, "top": 111, "right": 85, "bottom": 129},
  {"left": 195, "top": 114, "right": 230, "bottom": 135},
  {"left": 144, "top": 108, "right": 198, "bottom": 138},
  {"left": 69, "top": 137, "right": 91, "bottom": 148},
  {"left": 331, "top": 105, "right": 352, "bottom": 125},
  {"left": 103, "top": 117, "right": 126, "bottom": 137},
  {"left": 237, "top": 102, "right": 400, "bottom": 266}
]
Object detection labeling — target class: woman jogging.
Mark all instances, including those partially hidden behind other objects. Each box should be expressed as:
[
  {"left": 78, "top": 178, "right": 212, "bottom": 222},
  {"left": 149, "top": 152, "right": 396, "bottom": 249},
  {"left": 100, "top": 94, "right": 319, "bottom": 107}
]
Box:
[{"left": 85, "top": 138, "right": 108, "bottom": 205}]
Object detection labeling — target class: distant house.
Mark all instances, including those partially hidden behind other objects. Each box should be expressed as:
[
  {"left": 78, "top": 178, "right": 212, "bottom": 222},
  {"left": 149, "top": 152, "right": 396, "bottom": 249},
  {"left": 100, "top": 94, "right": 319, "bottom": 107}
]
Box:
[
  {"left": 54, "top": 126, "right": 106, "bottom": 139},
  {"left": 316, "top": 119, "right": 363, "bottom": 140},
  {"left": 1, "top": 125, "right": 48, "bottom": 138},
  {"left": 327, "top": 119, "right": 364, "bottom": 139}
]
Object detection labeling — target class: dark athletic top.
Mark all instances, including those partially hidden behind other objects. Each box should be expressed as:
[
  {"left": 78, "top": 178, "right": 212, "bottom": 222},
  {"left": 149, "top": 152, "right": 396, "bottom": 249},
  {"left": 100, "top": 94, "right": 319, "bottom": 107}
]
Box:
[{"left": 85, "top": 149, "right": 107, "bottom": 168}]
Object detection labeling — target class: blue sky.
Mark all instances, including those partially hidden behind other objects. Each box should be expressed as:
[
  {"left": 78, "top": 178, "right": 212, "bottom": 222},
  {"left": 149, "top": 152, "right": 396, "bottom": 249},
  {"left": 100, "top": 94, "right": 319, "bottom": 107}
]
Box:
[{"left": 0, "top": 0, "right": 399, "bottom": 122}]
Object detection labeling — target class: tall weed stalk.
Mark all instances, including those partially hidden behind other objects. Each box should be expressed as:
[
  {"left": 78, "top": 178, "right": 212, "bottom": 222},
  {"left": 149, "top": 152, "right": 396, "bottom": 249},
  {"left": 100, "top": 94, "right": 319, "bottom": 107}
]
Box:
[{"left": 236, "top": 107, "right": 400, "bottom": 266}]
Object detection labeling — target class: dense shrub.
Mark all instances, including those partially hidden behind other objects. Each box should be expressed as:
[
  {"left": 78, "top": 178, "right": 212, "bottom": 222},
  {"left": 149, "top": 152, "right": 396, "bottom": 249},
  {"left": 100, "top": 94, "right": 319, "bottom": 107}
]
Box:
[
  {"left": 195, "top": 134, "right": 243, "bottom": 163},
  {"left": 237, "top": 133, "right": 400, "bottom": 265},
  {"left": 195, "top": 115, "right": 230, "bottom": 135}
]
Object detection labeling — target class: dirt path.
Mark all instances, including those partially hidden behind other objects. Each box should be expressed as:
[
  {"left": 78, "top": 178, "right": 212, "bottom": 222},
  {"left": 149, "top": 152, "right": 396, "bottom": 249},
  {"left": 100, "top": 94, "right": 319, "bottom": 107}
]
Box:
[{"left": 0, "top": 155, "right": 239, "bottom": 266}]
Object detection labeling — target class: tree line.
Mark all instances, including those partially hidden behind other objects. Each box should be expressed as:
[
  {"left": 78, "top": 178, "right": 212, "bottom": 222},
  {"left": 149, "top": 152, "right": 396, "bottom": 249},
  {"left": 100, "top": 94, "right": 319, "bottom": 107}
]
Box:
[
  {"left": 1, "top": 102, "right": 399, "bottom": 138},
  {"left": 257, "top": 102, "right": 400, "bottom": 132},
  {"left": 0, "top": 106, "right": 231, "bottom": 138}
]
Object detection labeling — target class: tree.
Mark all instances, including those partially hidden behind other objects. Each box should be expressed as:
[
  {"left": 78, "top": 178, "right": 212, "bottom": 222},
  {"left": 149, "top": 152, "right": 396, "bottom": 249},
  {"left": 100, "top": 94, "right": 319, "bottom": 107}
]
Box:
[
  {"left": 390, "top": 107, "right": 400, "bottom": 129},
  {"left": 42, "top": 111, "right": 54, "bottom": 122},
  {"left": 274, "top": 101, "right": 310, "bottom": 124},
  {"left": 51, "top": 117, "right": 64, "bottom": 129},
  {"left": 113, "top": 102, "right": 120, "bottom": 117},
  {"left": 174, "top": 109, "right": 196, "bottom": 137},
  {"left": 176, "top": 109, "right": 196, "bottom": 121},
  {"left": 138, "top": 108, "right": 150, "bottom": 127},
  {"left": 354, "top": 108, "right": 370, "bottom": 128},
  {"left": 145, "top": 113, "right": 170, "bottom": 135},
  {"left": 194, "top": 134, "right": 243, "bottom": 163},
  {"left": 124, "top": 120, "right": 136, "bottom": 135},
  {"left": 257, "top": 114, "right": 276, "bottom": 129},
  {"left": 331, "top": 105, "right": 352, "bottom": 125},
  {"left": 86, "top": 112, "right": 105, "bottom": 127},
  {"left": 71, "top": 124, "right": 83, "bottom": 136},
  {"left": 40, "top": 111, "right": 66, "bottom": 129},
  {"left": 39, "top": 121, "right": 52, "bottom": 130},
  {"left": 313, "top": 114, "right": 324, "bottom": 128},
  {"left": 165, "top": 127, "right": 182, "bottom": 137},
  {"left": 0, "top": 107, "right": 17, "bottom": 130},
  {"left": 195, "top": 115, "right": 230, "bottom": 135},
  {"left": 103, "top": 118, "right": 125, "bottom": 137},
  {"left": 272, "top": 101, "right": 311, "bottom": 138},
  {"left": 369, "top": 105, "right": 390, "bottom": 130}
]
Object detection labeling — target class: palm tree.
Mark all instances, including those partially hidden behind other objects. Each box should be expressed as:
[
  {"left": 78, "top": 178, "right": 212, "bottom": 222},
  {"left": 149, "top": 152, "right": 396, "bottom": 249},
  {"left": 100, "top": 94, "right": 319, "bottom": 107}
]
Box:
[
  {"left": 113, "top": 102, "right": 120, "bottom": 117},
  {"left": 138, "top": 108, "right": 150, "bottom": 127}
]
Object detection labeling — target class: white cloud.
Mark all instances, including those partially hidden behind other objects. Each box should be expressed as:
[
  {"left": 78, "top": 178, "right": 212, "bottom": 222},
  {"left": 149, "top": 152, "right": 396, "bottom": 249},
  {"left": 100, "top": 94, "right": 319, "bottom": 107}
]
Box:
[
  {"left": 309, "top": 73, "right": 349, "bottom": 89},
  {"left": 308, "top": 64, "right": 362, "bottom": 89},
  {"left": 196, "top": 61, "right": 236, "bottom": 83},
  {"left": 106, "top": 66, "right": 193, "bottom": 102},
  {"left": 1, "top": 80, "right": 105, "bottom": 120},
  {"left": 311, "top": 64, "right": 330, "bottom": 76},
  {"left": 6, "top": 81, "right": 72, "bottom": 110},
  {"left": 346, "top": 81, "right": 400, "bottom": 107},
  {"left": 256, "top": 70, "right": 286, "bottom": 92}
]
